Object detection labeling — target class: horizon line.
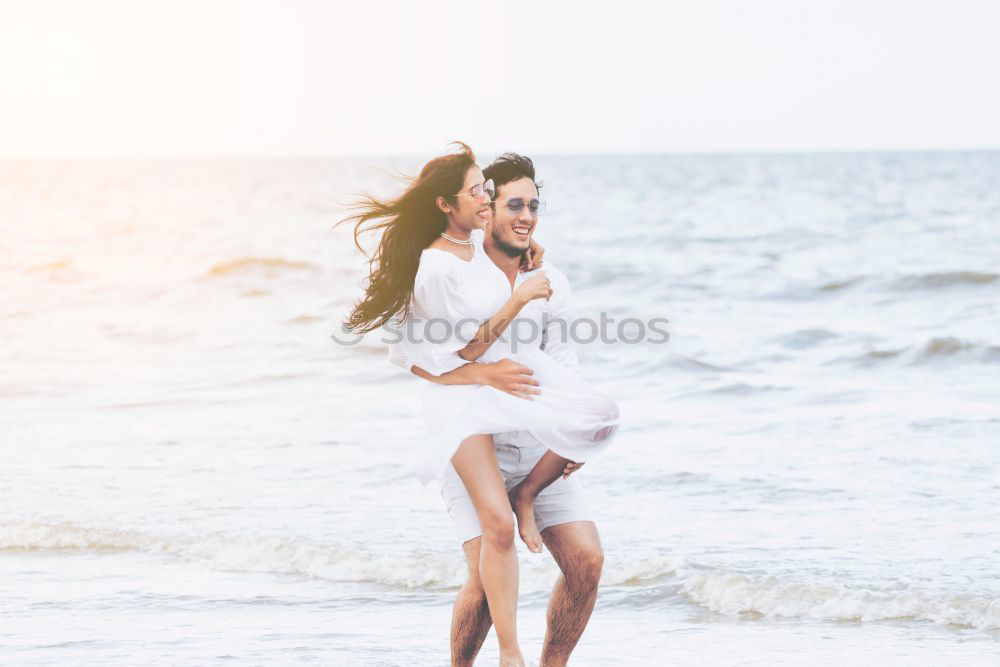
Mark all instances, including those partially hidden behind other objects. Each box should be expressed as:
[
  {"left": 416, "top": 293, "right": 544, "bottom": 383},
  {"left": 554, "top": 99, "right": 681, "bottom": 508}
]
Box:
[{"left": 2, "top": 146, "right": 999, "bottom": 161}]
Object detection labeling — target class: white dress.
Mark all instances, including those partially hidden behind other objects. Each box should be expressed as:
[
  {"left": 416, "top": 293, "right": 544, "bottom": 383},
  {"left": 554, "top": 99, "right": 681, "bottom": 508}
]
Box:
[{"left": 396, "top": 229, "right": 620, "bottom": 485}]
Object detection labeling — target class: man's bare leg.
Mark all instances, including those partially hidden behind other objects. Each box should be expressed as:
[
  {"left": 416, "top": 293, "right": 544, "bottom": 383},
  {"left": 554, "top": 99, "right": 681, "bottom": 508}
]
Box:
[
  {"left": 451, "top": 536, "right": 493, "bottom": 667},
  {"left": 451, "top": 435, "right": 525, "bottom": 667},
  {"left": 538, "top": 521, "right": 604, "bottom": 667},
  {"left": 508, "top": 450, "right": 573, "bottom": 553}
]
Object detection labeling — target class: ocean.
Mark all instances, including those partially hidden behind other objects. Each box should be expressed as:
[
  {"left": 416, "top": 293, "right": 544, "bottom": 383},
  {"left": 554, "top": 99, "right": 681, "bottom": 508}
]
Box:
[{"left": 1, "top": 152, "right": 999, "bottom": 665}]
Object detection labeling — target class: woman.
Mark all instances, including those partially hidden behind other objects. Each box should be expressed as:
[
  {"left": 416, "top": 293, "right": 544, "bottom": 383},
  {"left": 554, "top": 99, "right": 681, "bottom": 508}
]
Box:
[{"left": 342, "top": 143, "right": 618, "bottom": 667}]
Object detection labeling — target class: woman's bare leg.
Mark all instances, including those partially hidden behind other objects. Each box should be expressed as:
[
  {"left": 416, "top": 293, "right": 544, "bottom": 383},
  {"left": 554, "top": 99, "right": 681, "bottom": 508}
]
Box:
[
  {"left": 508, "top": 450, "right": 573, "bottom": 553},
  {"left": 450, "top": 434, "right": 525, "bottom": 667}
]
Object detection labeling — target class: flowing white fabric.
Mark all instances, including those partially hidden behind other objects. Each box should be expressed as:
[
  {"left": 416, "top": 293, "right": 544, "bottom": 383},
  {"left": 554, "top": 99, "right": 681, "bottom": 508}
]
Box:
[{"left": 395, "top": 229, "right": 620, "bottom": 485}]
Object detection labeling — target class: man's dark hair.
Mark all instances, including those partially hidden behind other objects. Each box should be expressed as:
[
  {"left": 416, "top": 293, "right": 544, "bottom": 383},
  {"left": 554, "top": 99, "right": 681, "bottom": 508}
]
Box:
[{"left": 482, "top": 152, "right": 542, "bottom": 198}]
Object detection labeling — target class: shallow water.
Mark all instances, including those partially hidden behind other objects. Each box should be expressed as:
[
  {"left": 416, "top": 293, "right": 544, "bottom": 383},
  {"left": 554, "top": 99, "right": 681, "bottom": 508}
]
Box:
[{"left": 2, "top": 153, "right": 999, "bottom": 665}]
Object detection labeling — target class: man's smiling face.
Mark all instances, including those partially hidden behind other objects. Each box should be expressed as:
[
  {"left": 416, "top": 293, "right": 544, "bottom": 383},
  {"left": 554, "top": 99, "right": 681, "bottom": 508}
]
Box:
[{"left": 489, "top": 177, "right": 539, "bottom": 257}]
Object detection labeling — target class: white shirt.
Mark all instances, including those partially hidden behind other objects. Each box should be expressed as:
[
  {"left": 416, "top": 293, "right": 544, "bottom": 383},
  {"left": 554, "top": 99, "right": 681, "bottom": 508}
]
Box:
[{"left": 501, "top": 261, "right": 578, "bottom": 372}]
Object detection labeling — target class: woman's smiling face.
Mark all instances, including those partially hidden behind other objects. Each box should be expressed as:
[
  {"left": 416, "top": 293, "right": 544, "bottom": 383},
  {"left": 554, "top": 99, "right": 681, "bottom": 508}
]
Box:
[{"left": 445, "top": 166, "right": 493, "bottom": 231}]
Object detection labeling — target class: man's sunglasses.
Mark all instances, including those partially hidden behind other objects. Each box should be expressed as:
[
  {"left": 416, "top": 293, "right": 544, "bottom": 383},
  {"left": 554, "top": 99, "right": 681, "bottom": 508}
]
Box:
[{"left": 495, "top": 197, "right": 546, "bottom": 216}]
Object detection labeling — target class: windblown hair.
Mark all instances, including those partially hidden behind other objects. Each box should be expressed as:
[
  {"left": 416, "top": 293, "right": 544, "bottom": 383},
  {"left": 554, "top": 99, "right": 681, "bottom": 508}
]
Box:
[
  {"left": 482, "top": 152, "right": 542, "bottom": 196},
  {"left": 339, "top": 142, "right": 477, "bottom": 334}
]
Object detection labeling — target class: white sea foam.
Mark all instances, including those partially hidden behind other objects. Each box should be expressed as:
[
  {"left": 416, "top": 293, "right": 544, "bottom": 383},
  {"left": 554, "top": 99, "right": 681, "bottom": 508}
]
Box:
[
  {"left": 0, "top": 520, "right": 681, "bottom": 593},
  {"left": 676, "top": 564, "right": 1000, "bottom": 631},
  {"left": 5, "top": 520, "right": 998, "bottom": 631}
]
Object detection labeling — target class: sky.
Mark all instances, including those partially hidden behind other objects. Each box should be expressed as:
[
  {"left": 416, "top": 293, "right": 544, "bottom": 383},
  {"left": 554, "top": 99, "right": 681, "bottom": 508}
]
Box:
[{"left": 1, "top": 0, "right": 999, "bottom": 158}]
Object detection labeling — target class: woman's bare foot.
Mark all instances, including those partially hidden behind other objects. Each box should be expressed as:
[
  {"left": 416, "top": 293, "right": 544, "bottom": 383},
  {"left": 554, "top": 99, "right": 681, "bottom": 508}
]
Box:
[
  {"left": 508, "top": 483, "right": 543, "bottom": 553},
  {"left": 499, "top": 650, "right": 526, "bottom": 667}
]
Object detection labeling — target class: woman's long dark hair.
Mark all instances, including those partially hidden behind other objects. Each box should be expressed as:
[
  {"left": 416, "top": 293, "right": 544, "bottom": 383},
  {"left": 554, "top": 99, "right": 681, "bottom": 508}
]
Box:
[{"left": 339, "top": 142, "right": 476, "bottom": 334}]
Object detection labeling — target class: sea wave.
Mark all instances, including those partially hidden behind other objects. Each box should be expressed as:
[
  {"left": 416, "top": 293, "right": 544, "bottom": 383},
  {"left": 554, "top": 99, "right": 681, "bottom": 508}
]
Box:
[
  {"left": 678, "top": 382, "right": 792, "bottom": 397},
  {"left": 788, "top": 271, "right": 999, "bottom": 298},
  {"left": 285, "top": 314, "right": 323, "bottom": 324},
  {"left": 677, "top": 563, "right": 1000, "bottom": 631},
  {"left": 23, "top": 258, "right": 90, "bottom": 282},
  {"left": 816, "top": 276, "right": 867, "bottom": 293},
  {"left": 830, "top": 336, "right": 1000, "bottom": 367},
  {"left": 661, "top": 356, "right": 733, "bottom": 373},
  {"left": 203, "top": 257, "right": 319, "bottom": 278},
  {"left": 0, "top": 520, "right": 679, "bottom": 593},
  {"left": 773, "top": 328, "right": 840, "bottom": 350},
  {"left": 889, "top": 271, "right": 1000, "bottom": 290},
  {"left": 4, "top": 520, "right": 998, "bottom": 630}
]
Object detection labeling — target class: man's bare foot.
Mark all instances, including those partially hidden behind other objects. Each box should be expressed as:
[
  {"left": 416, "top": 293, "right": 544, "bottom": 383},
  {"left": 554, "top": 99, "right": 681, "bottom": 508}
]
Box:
[{"left": 508, "top": 483, "right": 543, "bottom": 553}]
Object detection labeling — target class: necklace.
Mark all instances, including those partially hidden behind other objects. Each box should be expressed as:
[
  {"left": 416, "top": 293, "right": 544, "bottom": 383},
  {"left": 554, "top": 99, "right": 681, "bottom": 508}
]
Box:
[{"left": 440, "top": 232, "right": 474, "bottom": 246}]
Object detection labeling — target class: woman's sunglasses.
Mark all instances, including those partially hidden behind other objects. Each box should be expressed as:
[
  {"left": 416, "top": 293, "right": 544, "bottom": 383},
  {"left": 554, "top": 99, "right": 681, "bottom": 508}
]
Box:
[{"left": 454, "top": 179, "right": 495, "bottom": 202}]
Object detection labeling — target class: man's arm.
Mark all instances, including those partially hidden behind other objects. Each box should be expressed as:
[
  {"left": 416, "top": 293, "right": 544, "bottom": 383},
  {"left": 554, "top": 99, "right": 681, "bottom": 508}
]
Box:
[{"left": 409, "top": 360, "right": 541, "bottom": 400}]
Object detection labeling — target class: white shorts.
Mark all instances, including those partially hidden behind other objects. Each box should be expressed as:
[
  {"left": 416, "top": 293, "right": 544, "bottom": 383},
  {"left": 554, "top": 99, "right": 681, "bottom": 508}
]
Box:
[{"left": 440, "top": 441, "right": 593, "bottom": 545}]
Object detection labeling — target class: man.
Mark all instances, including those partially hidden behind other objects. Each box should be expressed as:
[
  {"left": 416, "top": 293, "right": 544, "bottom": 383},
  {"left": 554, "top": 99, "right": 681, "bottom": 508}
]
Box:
[{"left": 390, "top": 153, "right": 603, "bottom": 667}]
